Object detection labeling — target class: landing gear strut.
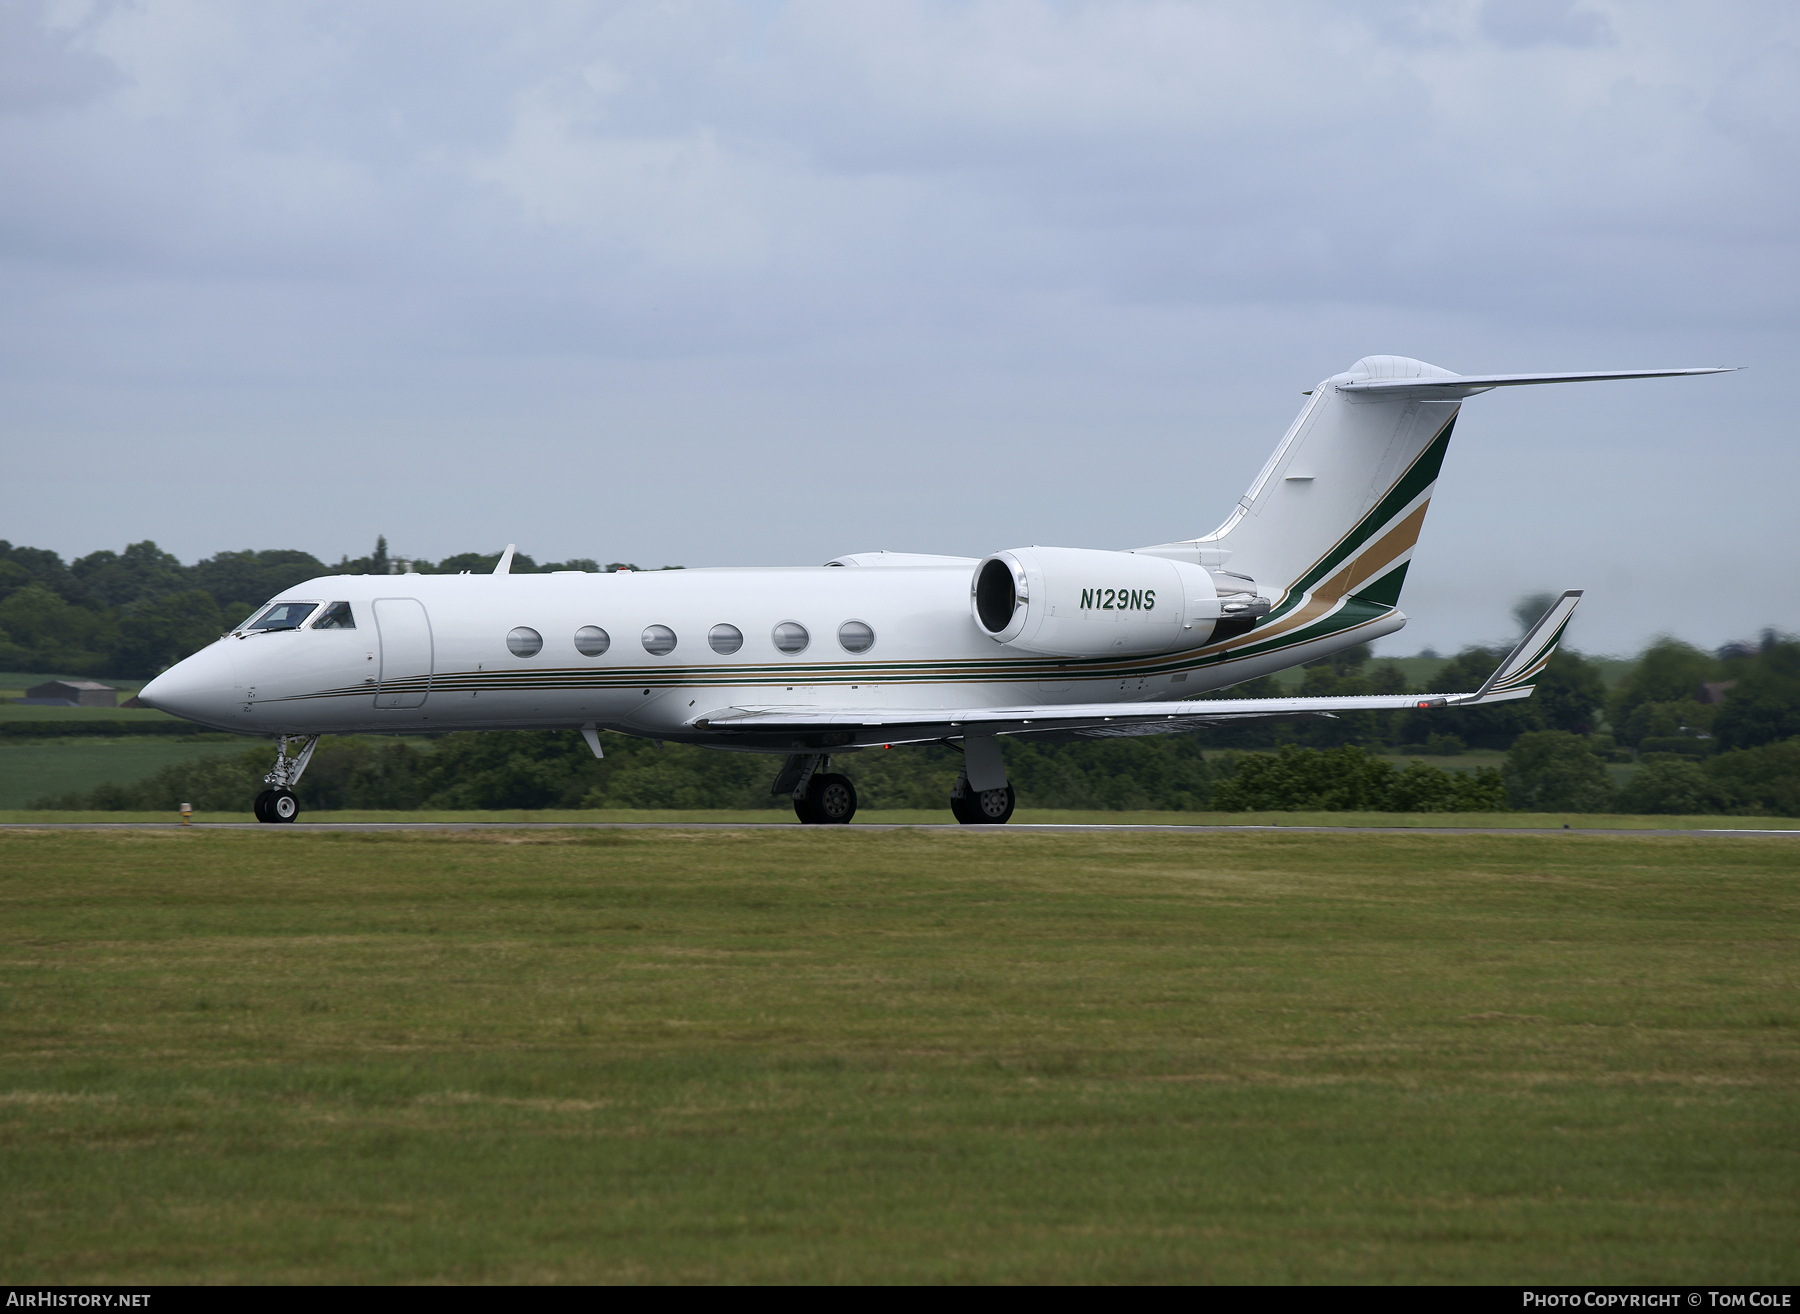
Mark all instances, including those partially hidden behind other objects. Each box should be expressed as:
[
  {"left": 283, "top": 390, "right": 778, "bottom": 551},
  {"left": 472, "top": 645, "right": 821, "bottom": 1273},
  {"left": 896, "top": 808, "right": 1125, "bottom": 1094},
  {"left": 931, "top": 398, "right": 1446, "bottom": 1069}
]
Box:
[
  {"left": 774, "top": 754, "right": 858, "bottom": 824},
  {"left": 254, "top": 735, "right": 319, "bottom": 824}
]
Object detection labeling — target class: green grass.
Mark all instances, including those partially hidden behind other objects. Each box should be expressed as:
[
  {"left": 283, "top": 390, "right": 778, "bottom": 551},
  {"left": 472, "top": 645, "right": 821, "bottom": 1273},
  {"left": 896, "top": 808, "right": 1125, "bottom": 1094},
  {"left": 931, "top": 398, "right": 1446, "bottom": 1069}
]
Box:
[
  {"left": 0, "top": 738, "right": 255, "bottom": 809},
  {"left": 1, "top": 828, "right": 1795, "bottom": 1282}
]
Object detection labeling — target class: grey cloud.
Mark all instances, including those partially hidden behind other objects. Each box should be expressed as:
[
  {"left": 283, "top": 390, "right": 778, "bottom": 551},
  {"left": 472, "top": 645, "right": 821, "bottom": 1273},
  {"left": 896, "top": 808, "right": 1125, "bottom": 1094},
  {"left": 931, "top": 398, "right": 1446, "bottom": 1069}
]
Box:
[
  {"left": 1478, "top": 0, "right": 1615, "bottom": 49},
  {"left": 0, "top": 0, "right": 123, "bottom": 115},
  {"left": 0, "top": 0, "right": 1794, "bottom": 654}
]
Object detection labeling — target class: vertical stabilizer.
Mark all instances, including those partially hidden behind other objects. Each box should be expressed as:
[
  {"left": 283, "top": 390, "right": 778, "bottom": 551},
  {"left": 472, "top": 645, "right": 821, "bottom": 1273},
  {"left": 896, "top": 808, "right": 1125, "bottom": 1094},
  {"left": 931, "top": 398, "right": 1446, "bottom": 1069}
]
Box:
[{"left": 1138, "top": 355, "right": 1462, "bottom": 659}]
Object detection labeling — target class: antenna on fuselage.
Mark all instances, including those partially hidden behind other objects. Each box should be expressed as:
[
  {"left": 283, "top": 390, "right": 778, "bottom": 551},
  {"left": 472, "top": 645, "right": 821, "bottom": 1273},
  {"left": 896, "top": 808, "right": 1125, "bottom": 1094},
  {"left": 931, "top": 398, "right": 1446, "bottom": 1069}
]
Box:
[{"left": 494, "top": 544, "right": 516, "bottom": 575}]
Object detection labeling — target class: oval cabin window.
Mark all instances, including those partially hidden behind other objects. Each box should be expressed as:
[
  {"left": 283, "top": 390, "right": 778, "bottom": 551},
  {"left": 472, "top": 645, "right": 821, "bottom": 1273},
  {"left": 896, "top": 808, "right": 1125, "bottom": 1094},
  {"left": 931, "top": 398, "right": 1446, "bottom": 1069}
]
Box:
[
  {"left": 507, "top": 627, "right": 543, "bottom": 658},
  {"left": 642, "top": 625, "right": 677, "bottom": 655},
  {"left": 838, "top": 620, "right": 875, "bottom": 653},
  {"left": 574, "top": 625, "right": 610, "bottom": 656},
  {"left": 772, "top": 622, "right": 809, "bottom": 654},
  {"left": 709, "top": 624, "right": 743, "bottom": 655}
]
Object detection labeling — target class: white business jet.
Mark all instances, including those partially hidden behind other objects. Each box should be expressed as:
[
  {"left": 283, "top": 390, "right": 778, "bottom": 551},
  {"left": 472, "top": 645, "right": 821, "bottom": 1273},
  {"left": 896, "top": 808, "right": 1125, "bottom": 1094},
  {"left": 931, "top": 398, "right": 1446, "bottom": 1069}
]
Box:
[{"left": 139, "top": 355, "right": 1731, "bottom": 824}]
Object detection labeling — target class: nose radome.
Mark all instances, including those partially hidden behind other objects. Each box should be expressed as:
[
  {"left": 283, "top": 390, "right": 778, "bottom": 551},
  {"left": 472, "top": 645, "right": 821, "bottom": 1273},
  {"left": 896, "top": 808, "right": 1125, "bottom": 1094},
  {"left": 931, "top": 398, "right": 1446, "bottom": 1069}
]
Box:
[{"left": 138, "top": 641, "right": 238, "bottom": 726}]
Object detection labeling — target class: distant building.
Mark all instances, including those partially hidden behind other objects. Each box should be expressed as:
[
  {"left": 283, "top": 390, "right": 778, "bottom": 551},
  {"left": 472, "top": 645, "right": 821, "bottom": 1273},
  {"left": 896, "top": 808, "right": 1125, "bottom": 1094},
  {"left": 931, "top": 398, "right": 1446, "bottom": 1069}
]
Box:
[
  {"left": 21, "top": 679, "right": 119, "bottom": 708},
  {"left": 1697, "top": 681, "right": 1738, "bottom": 705}
]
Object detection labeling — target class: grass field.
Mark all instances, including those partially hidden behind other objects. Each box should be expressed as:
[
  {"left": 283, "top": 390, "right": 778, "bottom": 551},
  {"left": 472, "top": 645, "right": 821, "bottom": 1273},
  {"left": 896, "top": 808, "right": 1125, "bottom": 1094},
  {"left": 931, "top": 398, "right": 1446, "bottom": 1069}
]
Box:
[
  {"left": 0, "top": 739, "right": 253, "bottom": 810},
  {"left": 0, "top": 672, "right": 145, "bottom": 697},
  {"left": 2, "top": 827, "right": 1795, "bottom": 1283},
  {"left": 0, "top": 704, "right": 181, "bottom": 723}
]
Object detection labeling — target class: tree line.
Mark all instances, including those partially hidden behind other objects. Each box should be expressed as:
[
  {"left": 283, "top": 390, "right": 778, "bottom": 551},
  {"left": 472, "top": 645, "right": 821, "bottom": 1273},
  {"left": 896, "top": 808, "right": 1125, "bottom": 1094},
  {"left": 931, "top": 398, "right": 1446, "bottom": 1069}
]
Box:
[
  {"left": 31, "top": 629, "right": 1800, "bottom": 817},
  {"left": 7, "top": 533, "right": 1798, "bottom": 814},
  {"left": 0, "top": 536, "right": 672, "bottom": 678},
  {"left": 35, "top": 723, "right": 1800, "bottom": 816}
]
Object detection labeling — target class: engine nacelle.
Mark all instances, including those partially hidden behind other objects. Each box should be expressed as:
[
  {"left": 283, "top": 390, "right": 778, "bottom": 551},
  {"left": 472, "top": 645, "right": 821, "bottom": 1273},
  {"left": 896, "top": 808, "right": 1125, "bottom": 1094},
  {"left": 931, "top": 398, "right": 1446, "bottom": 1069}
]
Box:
[{"left": 971, "top": 546, "right": 1270, "bottom": 657}]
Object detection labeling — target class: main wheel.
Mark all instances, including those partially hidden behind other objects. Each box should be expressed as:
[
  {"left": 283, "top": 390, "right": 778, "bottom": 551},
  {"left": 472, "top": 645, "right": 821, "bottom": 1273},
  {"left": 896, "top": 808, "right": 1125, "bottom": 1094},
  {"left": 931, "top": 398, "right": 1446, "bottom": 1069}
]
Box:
[
  {"left": 952, "top": 784, "right": 1015, "bottom": 825},
  {"left": 796, "top": 773, "right": 856, "bottom": 824},
  {"left": 252, "top": 789, "right": 276, "bottom": 823},
  {"left": 269, "top": 789, "right": 300, "bottom": 823}
]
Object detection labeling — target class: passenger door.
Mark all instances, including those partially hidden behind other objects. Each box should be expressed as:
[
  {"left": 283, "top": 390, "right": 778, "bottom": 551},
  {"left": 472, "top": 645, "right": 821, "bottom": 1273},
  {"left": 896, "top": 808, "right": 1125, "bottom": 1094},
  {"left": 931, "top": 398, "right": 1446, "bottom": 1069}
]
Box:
[{"left": 373, "top": 598, "right": 433, "bottom": 709}]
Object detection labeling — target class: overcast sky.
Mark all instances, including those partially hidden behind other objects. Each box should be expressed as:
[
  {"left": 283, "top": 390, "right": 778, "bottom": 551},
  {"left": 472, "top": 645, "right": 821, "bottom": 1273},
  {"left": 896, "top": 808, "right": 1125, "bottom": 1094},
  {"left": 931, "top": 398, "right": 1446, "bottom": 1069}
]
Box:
[{"left": 2, "top": 0, "right": 1794, "bottom": 656}]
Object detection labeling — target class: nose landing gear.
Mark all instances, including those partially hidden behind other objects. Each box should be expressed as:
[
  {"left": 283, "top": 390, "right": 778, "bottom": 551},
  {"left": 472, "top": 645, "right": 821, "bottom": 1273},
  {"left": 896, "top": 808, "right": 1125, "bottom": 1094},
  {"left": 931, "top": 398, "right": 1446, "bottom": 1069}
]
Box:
[
  {"left": 253, "top": 789, "right": 300, "bottom": 823},
  {"left": 255, "top": 735, "right": 319, "bottom": 824}
]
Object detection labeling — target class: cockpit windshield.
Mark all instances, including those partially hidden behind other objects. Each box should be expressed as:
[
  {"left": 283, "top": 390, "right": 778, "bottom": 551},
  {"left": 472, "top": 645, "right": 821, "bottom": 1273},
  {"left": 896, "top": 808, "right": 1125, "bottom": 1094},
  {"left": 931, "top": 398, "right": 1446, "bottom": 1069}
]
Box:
[
  {"left": 242, "top": 601, "right": 320, "bottom": 632},
  {"left": 311, "top": 601, "right": 356, "bottom": 630}
]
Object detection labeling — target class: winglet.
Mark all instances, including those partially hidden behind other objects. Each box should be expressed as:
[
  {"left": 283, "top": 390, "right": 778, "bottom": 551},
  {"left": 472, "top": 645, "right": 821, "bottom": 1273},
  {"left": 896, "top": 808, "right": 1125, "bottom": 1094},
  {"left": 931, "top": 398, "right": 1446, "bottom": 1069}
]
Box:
[
  {"left": 1452, "top": 590, "right": 1583, "bottom": 706},
  {"left": 494, "top": 544, "right": 516, "bottom": 575}
]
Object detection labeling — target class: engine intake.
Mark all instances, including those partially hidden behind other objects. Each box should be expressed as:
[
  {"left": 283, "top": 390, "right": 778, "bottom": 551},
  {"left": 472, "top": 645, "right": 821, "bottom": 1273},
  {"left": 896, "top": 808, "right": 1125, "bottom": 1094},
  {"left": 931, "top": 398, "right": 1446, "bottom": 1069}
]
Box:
[{"left": 971, "top": 546, "right": 1269, "bottom": 657}]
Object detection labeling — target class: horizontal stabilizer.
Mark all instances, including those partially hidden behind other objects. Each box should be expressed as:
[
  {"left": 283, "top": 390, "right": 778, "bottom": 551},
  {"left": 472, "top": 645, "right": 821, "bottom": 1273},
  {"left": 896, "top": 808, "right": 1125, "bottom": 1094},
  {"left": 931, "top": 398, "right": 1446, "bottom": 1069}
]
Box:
[{"left": 1338, "top": 367, "right": 1735, "bottom": 399}]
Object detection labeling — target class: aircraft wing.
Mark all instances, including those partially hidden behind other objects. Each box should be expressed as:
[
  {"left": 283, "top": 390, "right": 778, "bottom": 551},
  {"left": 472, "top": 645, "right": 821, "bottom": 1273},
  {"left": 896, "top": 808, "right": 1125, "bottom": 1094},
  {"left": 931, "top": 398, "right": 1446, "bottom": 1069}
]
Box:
[{"left": 696, "top": 593, "right": 1583, "bottom": 749}]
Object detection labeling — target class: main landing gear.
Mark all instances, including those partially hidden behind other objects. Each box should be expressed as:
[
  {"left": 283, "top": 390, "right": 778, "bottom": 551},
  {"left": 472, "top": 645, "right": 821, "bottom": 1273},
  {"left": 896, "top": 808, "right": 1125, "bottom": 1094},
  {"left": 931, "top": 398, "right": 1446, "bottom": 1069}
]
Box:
[
  {"left": 950, "top": 733, "right": 1014, "bottom": 824},
  {"left": 254, "top": 735, "right": 319, "bottom": 824},
  {"left": 771, "top": 739, "right": 1017, "bottom": 827},
  {"left": 775, "top": 754, "right": 858, "bottom": 824},
  {"left": 949, "top": 770, "right": 1016, "bottom": 825}
]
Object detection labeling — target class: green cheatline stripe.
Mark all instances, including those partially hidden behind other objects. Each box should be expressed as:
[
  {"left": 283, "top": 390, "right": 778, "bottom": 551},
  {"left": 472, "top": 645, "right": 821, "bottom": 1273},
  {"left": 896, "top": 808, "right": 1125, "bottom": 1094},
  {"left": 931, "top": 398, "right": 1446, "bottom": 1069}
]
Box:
[
  {"left": 270, "top": 601, "right": 1399, "bottom": 707},
  {"left": 274, "top": 598, "right": 1403, "bottom": 705},
  {"left": 1214, "top": 596, "right": 1392, "bottom": 667},
  {"left": 278, "top": 424, "right": 1457, "bottom": 710}
]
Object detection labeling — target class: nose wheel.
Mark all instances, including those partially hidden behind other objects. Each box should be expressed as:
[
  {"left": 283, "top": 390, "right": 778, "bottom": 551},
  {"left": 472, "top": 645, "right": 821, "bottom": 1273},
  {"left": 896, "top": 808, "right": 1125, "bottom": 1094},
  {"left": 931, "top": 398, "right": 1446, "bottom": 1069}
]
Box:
[
  {"left": 254, "top": 734, "right": 319, "bottom": 823},
  {"left": 253, "top": 789, "right": 300, "bottom": 824}
]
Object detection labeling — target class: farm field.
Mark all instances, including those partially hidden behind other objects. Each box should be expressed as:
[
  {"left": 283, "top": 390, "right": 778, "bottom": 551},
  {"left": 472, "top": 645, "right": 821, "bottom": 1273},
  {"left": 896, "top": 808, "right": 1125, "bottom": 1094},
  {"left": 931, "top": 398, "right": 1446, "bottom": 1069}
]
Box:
[
  {"left": 2, "top": 827, "right": 1795, "bottom": 1283},
  {"left": 0, "top": 738, "right": 251, "bottom": 810},
  {"left": 0, "top": 672, "right": 146, "bottom": 697}
]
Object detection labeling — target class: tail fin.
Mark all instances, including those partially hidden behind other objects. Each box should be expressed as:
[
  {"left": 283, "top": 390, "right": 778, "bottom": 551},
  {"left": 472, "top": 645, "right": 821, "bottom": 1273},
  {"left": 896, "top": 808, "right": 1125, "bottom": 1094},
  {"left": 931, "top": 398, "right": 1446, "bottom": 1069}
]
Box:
[
  {"left": 1202, "top": 355, "right": 1462, "bottom": 608},
  {"left": 1452, "top": 589, "right": 1583, "bottom": 706},
  {"left": 1133, "top": 357, "right": 1729, "bottom": 661},
  {"left": 1135, "top": 355, "right": 1462, "bottom": 658}
]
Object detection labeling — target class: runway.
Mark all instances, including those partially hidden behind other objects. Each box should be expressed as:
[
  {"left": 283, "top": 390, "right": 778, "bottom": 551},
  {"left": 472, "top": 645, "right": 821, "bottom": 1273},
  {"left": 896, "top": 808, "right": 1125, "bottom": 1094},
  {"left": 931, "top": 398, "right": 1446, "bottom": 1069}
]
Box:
[{"left": 4, "top": 822, "right": 1798, "bottom": 837}]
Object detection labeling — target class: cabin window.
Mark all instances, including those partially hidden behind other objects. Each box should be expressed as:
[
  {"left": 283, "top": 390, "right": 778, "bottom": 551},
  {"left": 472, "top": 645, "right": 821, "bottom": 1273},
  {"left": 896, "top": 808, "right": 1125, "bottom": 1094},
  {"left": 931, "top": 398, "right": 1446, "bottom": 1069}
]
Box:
[
  {"left": 772, "top": 621, "right": 809, "bottom": 654},
  {"left": 574, "top": 625, "right": 610, "bottom": 656},
  {"left": 838, "top": 620, "right": 875, "bottom": 653},
  {"left": 311, "top": 601, "right": 355, "bottom": 630},
  {"left": 642, "top": 624, "right": 677, "bottom": 655},
  {"left": 243, "top": 601, "right": 319, "bottom": 632},
  {"left": 507, "top": 626, "right": 543, "bottom": 658},
  {"left": 709, "top": 624, "right": 743, "bottom": 655}
]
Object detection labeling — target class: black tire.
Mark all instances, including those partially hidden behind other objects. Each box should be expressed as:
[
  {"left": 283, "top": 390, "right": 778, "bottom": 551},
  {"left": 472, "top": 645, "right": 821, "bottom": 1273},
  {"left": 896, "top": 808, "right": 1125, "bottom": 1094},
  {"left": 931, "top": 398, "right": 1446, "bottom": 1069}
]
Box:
[
  {"left": 796, "top": 774, "right": 856, "bottom": 825},
  {"left": 953, "top": 784, "right": 1014, "bottom": 825},
  {"left": 252, "top": 789, "right": 276, "bottom": 823},
  {"left": 269, "top": 789, "right": 300, "bottom": 823}
]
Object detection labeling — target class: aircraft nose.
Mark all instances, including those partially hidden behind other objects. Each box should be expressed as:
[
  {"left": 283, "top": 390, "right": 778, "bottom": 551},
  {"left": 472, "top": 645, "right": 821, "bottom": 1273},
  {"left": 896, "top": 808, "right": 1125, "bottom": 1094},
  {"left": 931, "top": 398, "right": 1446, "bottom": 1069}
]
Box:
[{"left": 138, "top": 641, "right": 238, "bottom": 726}]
